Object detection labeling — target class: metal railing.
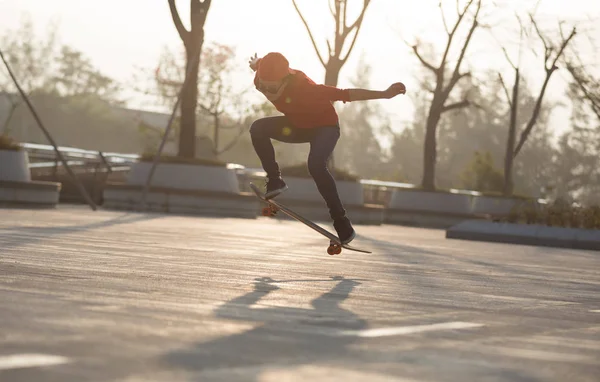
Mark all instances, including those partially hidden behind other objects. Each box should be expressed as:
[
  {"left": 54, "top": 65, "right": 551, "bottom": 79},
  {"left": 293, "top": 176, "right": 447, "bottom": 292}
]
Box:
[
  {"left": 23, "top": 143, "right": 138, "bottom": 204},
  {"left": 24, "top": 142, "right": 138, "bottom": 172}
]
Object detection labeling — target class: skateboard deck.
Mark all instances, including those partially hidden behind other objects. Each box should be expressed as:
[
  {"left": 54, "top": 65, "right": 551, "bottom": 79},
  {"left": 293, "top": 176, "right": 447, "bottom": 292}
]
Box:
[{"left": 250, "top": 182, "right": 372, "bottom": 255}]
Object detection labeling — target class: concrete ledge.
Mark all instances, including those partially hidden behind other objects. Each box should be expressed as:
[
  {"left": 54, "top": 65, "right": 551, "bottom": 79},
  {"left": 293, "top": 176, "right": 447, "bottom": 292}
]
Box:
[
  {"left": 103, "top": 183, "right": 258, "bottom": 219},
  {"left": 0, "top": 180, "right": 61, "bottom": 206},
  {"left": 385, "top": 207, "right": 473, "bottom": 229},
  {"left": 446, "top": 220, "right": 600, "bottom": 251},
  {"left": 264, "top": 198, "right": 384, "bottom": 225},
  {"left": 127, "top": 162, "right": 240, "bottom": 193},
  {"left": 385, "top": 188, "right": 541, "bottom": 228},
  {"left": 0, "top": 149, "right": 31, "bottom": 182}
]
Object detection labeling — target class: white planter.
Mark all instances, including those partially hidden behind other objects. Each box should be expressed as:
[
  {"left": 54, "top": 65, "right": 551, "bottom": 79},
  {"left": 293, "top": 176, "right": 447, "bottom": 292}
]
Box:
[
  {"left": 127, "top": 162, "right": 240, "bottom": 193},
  {"left": 389, "top": 189, "right": 472, "bottom": 215},
  {"left": 447, "top": 220, "right": 600, "bottom": 251},
  {"left": 279, "top": 177, "right": 364, "bottom": 205},
  {"left": 0, "top": 149, "right": 31, "bottom": 182}
]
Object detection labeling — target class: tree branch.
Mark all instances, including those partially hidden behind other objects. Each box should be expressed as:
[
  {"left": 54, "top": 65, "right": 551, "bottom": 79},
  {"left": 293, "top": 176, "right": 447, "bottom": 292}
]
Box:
[
  {"left": 439, "top": 0, "right": 475, "bottom": 72},
  {"left": 168, "top": 0, "right": 189, "bottom": 44},
  {"left": 502, "top": 46, "right": 516, "bottom": 69},
  {"left": 566, "top": 62, "right": 600, "bottom": 120},
  {"left": 342, "top": 0, "right": 348, "bottom": 34},
  {"left": 412, "top": 45, "right": 438, "bottom": 74},
  {"left": 439, "top": 1, "right": 450, "bottom": 34},
  {"left": 194, "top": 0, "right": 212, "bottom": 27},
  {"left": 329, "top": 0, "right": 336, "bottom": 18},
  {"left": 340, "top": 0, "right": 371, "bottom": 63},
  {"left": 334, "top": 0, "right": 342, "bottom": 56},
  {"left": 445, "top": 0, "right": 481, "bottom": 94},
  {"left": 292, "top": 0, "right": 326, "bottom": 67},
  {"left": 514, "top": 22, "right": 577, "bottom": 157},
  {"left": 441, "top": 99, "right": 470, "bottom": 113},
  {"left": 530, "top": 14, "right": 553, "bottom": 65},
  {"left": 550, "top": 26, "right": 576, "bottom": 68},
  {"left": 446, "top": 71, "right": 472, "bottom": 96},
  {"left": 498, "top": 73, "right": 512, "bottom": 108},
  {"left": 345, "top": 0, "right": 371, "bottom": 33}
]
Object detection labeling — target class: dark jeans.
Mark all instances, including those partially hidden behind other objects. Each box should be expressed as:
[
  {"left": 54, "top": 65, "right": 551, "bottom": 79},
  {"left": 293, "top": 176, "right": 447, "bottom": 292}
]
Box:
[{"left": 250, "top": 116, "right": 346, "bottom": 220}]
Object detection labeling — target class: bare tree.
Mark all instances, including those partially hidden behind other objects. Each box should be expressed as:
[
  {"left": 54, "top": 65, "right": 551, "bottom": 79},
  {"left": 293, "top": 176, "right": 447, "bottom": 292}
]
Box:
[
  {"left": 497, "top": 14, "right": 527, "bottom": 196},
  {"left": 496, "top": 10, "right": 576, "bottom": 195},
  {"left": 512, "top": 18, "right": 576, "bottom": 157},
  {"left": 292, "top": 0, "right": 371, "bottom": 171},
  {"left": 566, "top": 62, "right": 600, "bottom": 121},
  {"left": 411, "top": 0, "right": 482, "bottom": 190},
  {"left": 167, "top": 0, "right": 212, "bottom": 159},
  {"left": 196, "top": 44, "right": 250, "bottom": 156},
  {"left": 292, "top": 0, "right": 371, "bottom": 86},
  {"left": 154, "top": 43, "right": 249, "bottom": 157}
]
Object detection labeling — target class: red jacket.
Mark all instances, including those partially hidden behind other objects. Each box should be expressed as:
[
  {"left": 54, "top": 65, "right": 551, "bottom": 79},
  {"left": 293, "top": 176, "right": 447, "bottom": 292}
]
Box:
[{"left": 254, "top": 69, "right": 350, "bottom": 129}]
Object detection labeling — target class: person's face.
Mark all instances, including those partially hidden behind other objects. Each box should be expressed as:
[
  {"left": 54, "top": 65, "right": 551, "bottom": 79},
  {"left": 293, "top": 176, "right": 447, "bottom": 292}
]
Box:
[{"left": 258, "top": 74, "right": 291, "bottom": 101}]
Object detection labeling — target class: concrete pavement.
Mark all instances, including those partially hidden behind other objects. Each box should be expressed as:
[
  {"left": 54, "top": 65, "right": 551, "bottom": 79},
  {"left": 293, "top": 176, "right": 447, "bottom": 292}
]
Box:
[{"left": 1, "top": 206, "right": 599, "bottom": 381}]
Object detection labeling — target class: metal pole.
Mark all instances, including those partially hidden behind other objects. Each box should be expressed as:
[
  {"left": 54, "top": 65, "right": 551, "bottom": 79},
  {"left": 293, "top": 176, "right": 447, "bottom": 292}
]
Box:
[
  {"left": 98, "top": 151, "right": 112, "bottom": 174},
  {"left": 138, "top": 52, "right": 201, "bottom": 211},
  {"left": 0, "top": 48, "right": 97, "bottom": 211}
]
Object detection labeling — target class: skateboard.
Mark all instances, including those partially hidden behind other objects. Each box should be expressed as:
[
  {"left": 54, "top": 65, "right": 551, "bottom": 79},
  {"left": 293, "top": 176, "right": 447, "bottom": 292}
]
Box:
[{"left": 249, "top": 182, "right": 372, "bottom": 255}]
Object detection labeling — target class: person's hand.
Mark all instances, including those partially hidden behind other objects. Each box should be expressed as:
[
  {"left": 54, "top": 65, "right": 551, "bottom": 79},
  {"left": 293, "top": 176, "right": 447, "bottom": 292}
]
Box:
[
  {"left": 249, "top": 53, "right": 260, "bottom": 72},
  {"left": 384, "top": 82, "right": 406, "bottom": 98}
]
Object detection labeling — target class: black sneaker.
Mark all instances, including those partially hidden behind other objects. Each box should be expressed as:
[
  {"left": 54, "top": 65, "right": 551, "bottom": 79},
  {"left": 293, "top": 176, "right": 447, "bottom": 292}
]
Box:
[
  {"left": 334, "top": 216, "right": 356, "bottom": 244},
  {"left": 265, "top": 177, "right": 288, "bottom": 199}
]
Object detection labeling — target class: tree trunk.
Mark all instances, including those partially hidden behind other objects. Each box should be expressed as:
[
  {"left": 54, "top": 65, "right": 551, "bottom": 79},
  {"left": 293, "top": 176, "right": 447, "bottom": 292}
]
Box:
[
  {"left": 503, "top": 69, "right": 519, "bottom": 196},
  {"left": 324, "top": 58, "right": 343, "bottom": 87},
  {"left": 421, "top": 102, "right": 442, "bottom": 190},
  {"left": 213, "top": 113, "right": 219, "bottom": 153},
  {"left": 324, "top": 58, "right": 343, "bottom": 172},
  {"left": 170, "top": 0, "right": 211, "bottom": 159},
  {"left": 178, "top": 47, "right": 200, "bottom": 158}
]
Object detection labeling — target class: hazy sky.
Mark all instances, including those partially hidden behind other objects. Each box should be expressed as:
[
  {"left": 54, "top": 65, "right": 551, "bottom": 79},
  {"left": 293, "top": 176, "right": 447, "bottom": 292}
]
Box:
[{"left": 1, "top": 0, "right": 598, "bottom": 137}]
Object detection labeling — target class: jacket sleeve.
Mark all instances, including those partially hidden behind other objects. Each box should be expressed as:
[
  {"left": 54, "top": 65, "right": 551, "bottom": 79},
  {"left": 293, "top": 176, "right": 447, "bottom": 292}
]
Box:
[{"left": 305, "top": 84, "right": 351, "bottom": 103}]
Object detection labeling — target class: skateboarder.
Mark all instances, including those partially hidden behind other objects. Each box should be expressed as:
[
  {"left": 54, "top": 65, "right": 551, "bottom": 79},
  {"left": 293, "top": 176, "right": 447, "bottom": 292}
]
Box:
[{"left": 248, "top": 52, "right": 406, "bottom": 244}]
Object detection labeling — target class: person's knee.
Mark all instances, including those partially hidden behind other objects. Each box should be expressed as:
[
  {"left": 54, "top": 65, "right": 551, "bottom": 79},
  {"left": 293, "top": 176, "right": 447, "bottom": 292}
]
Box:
[
  {"left": 249, "top": 119, "right": 267, "bottom": 137},
  {"left": 307, "top": 157, "right": 328, "bottom": 177}
]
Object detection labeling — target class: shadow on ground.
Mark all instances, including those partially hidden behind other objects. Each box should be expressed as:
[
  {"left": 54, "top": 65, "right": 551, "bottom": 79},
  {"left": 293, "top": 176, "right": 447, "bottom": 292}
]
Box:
[{"left": 159, "top": 276, "right": 366, "bottom": 381}]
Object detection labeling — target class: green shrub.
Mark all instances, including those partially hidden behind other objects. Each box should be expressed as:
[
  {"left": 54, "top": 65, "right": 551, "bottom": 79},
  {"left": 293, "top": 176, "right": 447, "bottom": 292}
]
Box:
[
  {"left": 502, "top": 199, "right": 600, "bottom": 230},
  {"left": 280, "top": 163, "right": 360, "bottom": 182},
  {"left": 582, "top": 206, "right": 600, "bottom": 229},
  {"left": 460, "top": 151, "right": 504, "bottom": 193},
  {"left": 139, "top": 153, "right": 226, "bottom": 167},
  {"left": 0, "top": 135, "right": 22, "bottom": 151}
]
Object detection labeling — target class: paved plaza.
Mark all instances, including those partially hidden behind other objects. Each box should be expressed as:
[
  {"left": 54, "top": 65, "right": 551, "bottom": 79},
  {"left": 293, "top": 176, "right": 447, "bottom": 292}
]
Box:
[{"left": 1, "top": 206, "right": 599, "bottom": 381}]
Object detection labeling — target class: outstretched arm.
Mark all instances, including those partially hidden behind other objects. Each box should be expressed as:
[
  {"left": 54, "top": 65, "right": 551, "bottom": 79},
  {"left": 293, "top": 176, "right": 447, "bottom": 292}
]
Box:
[
  {"left": 249, "top": 53, "right": 260, "bottom": 72},
  {"left": 349, "top": 82, "right": 406, "bottom": 101}
]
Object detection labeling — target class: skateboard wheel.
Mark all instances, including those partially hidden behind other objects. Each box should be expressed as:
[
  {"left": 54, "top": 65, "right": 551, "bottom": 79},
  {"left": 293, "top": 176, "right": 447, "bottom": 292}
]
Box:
[
  {"left": 327, "top": 244, "right": 341, "bottom": 255},
  {"left": 261, "top": 207, "right": 271, "bottom": 216}
]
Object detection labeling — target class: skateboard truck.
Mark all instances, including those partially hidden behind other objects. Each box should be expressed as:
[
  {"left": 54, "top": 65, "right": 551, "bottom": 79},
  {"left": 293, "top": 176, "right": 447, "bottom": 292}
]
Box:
[
  {"left": 327, "top": 241, "right": 342, "bottom": 256},
  {"left": 261, "top": 204, "right": 279, "bottom": 217}
]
